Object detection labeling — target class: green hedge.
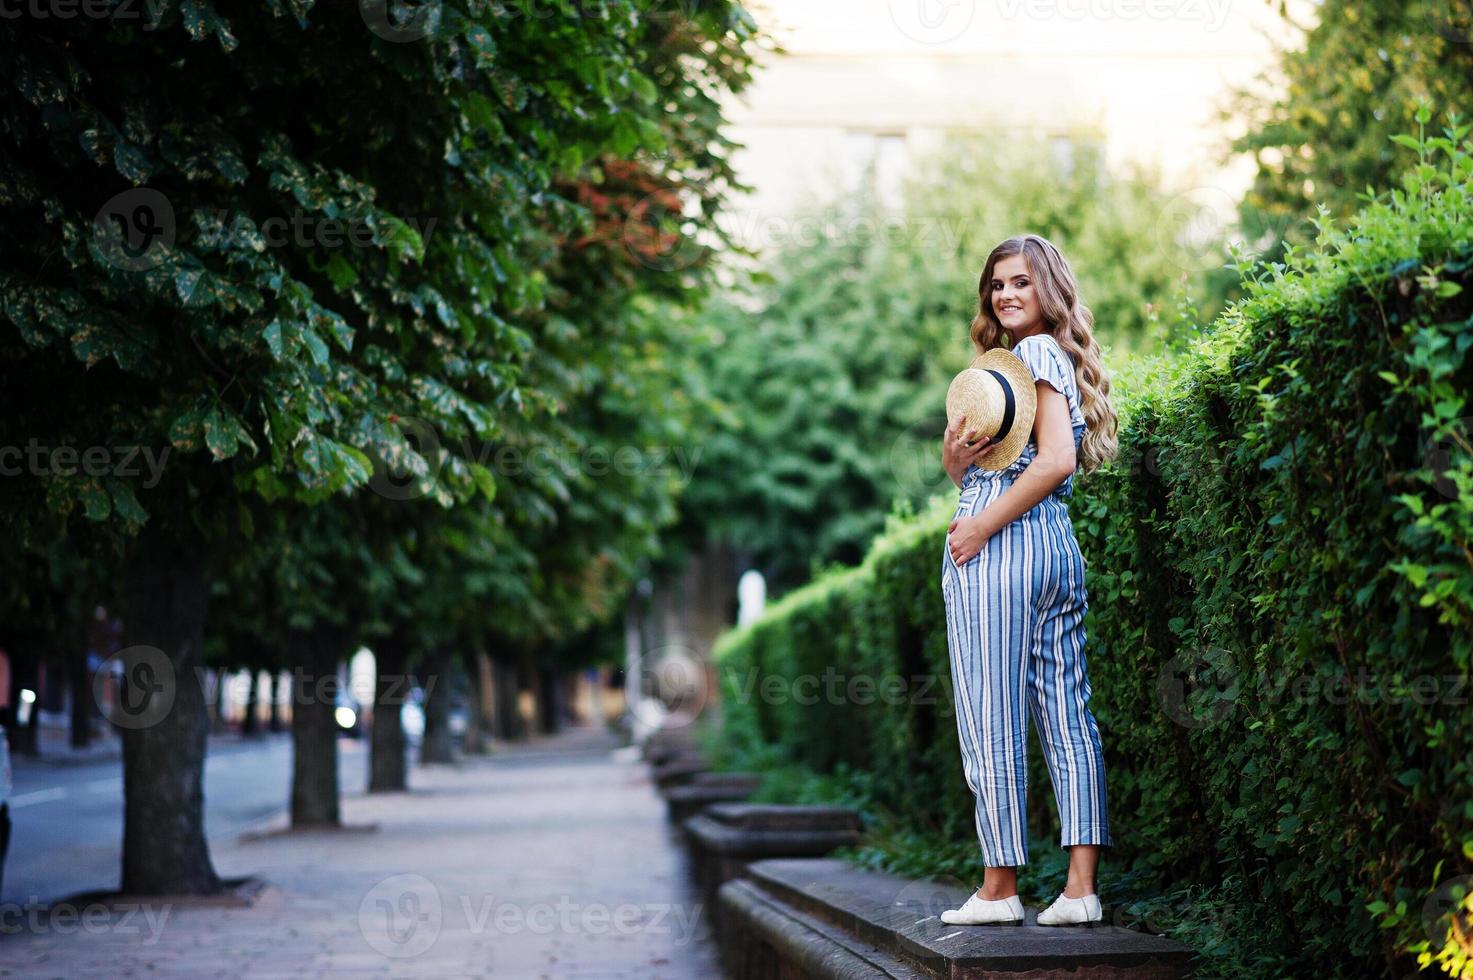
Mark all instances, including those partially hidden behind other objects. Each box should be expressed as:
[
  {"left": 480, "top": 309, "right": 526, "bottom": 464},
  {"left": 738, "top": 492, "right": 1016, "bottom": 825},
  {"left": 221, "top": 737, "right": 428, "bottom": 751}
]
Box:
[{"left": 708, "top": 110, "right": 1473, "bottom": 979}]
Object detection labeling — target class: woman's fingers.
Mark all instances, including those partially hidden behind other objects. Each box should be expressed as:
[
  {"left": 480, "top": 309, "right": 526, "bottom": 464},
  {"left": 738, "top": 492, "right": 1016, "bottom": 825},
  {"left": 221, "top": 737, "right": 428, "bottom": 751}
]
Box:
[{"left": 966, "top": 435, "right": 993, "bottom": 459}]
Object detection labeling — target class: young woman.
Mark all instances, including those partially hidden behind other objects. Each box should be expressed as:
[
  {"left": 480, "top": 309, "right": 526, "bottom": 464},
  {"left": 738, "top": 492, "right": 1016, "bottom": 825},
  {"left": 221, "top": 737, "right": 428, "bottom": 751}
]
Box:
[{"left": 938, "top": 234, "right": 1120, "bottom": 927}]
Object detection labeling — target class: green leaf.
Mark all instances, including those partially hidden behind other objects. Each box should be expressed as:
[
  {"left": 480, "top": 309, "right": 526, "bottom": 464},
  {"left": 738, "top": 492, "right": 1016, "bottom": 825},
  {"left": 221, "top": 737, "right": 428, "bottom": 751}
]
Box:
[
  {"left": 204, "top": 405, "right": 251, "bottom": 460},
  {"left": 179, "top": 0, "right": 239, "bottom": 52},
  {"left": 302, "top": 328, "right": 330, "bottom": 368},
  {"left": 469, "top": 462, "right": 497, "bottom": 502},
  {"left": 79, "top": 480, "right": 111, "bottom": 520},
  {"left": 325, "top": 253, "right": 359, "bottom": 290},
  {"left": 264, "top": 319, "right": 286, "bottom": 360},
  {"left": 168, "top": 401, "right": 210, "bottom": 452},
  {"left": 108, "top": 479, "right": 149, "bottom": 525},
  {"left": 114, "top": 141, "right": 152, "bottom": 183}
]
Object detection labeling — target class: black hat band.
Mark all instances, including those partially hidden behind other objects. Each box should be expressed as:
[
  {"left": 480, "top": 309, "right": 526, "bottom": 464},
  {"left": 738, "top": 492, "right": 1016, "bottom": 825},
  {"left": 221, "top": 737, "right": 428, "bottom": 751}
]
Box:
[{"left": 985, "top": 369, "right": 1016, "bottom": 443}]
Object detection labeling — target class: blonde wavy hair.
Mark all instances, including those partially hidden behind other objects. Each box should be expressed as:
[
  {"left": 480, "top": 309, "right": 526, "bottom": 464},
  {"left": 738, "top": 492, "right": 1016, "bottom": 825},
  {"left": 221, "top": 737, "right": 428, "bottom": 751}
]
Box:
[{"left": 968, "top": 234, "right": 1119, "bottom": 476}]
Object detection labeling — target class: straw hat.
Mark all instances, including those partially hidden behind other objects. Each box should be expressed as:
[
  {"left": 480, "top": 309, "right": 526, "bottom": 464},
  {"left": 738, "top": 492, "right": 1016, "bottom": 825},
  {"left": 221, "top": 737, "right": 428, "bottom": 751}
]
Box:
[{"left": 945, "top": 347, "right": 1038, "bottom": 471}]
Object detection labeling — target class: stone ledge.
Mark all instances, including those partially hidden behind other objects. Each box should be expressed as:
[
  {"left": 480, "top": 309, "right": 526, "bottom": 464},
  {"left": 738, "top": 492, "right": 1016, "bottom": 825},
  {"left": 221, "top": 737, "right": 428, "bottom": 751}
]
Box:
[
  {"left": 703, "top": 802, "right": 863, "bottom": 834},
  {"left": 721, "top": 858, "right": 1197, "bottom": 980},
  {"left": 662, "top": 773, "right": 761, "bottom": 823},
  {"left": 719, "top": 876, "right": 928, "bottom": 979},
  {"left": 651, "top": 755, "right": 710, "bottom": 789}
]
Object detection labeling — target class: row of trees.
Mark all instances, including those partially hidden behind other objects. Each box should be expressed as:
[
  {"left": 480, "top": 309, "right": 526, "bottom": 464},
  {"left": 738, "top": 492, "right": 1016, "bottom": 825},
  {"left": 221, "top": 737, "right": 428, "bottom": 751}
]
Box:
[{"left": 0, "top": 2, "right": 762, "bottom": 894}]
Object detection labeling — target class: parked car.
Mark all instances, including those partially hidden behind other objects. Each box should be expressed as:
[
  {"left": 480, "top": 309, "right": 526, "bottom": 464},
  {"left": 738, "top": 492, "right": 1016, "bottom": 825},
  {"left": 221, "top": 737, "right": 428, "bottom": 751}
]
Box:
[{"left": 0, "top": 725, "right": 12, "bottom": 896}]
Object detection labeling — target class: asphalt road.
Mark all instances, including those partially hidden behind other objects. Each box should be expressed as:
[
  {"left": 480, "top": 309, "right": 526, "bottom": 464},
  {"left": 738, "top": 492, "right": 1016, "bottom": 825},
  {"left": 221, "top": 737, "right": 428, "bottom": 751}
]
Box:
[{"left": 3, "top": 733, "right": 369, "bottom": 906}]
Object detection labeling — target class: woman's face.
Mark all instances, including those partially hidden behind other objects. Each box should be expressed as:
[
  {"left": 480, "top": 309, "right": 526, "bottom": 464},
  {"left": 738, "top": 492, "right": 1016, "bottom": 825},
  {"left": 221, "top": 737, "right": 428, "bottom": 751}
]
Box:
[{"left": 988, "top": 254, "right": 1044, "bottom": 336}]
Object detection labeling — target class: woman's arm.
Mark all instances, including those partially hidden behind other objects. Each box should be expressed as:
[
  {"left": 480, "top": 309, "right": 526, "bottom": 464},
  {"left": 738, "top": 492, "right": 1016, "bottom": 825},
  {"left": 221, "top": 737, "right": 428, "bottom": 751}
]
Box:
[
  {"left": 941, "top": 415, "right": 999, "bottom": 488},
  {"left": 970, "top": 381, "right": 1076, "bottom": 537},
  {"left": 947, "top": 381, "right": 1075, "bottom": 565}
]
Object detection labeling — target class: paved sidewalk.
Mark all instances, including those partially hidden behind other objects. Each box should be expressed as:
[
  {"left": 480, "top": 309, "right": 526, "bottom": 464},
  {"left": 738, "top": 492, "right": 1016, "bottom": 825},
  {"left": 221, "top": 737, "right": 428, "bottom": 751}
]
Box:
[{"left": 0, "top": 724, "right": 719, "bottom": 979}]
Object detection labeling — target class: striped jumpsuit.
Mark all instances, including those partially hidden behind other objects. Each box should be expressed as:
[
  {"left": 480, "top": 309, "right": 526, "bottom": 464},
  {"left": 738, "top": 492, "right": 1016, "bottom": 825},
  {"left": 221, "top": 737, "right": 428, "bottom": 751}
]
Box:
[{"left": 940, "top": 332, "right": 1113, "bottom": 867}]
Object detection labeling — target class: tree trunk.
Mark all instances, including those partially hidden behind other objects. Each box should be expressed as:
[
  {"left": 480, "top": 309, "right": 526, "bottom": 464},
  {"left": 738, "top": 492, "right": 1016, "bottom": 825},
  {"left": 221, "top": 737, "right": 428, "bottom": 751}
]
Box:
[
  {"left": 369, "top": 639, "right": 409, "bottom": 793},
  {"left": 241, "top": 669, "right": 260, "bottom": 736},
  {"left": 491, "top": 656, "right": 523, "bottom": 740},
  {"left": 120, "top": 523, "right": 222, "bottom": 895},
  {"left": 462, "top": 650, "right": 491, "bottom": 755},
  {"left": 267, "top": 671, "right": 284, "bottom": 733},
  {"left": 290, "top": 627, "right": 343, "bottom": 827},
  {"left": 419, "top": 647, "right": 454, "bottom": 765},
  {"left": 69, "top": 645, "right": 91, "bottom": 749}
]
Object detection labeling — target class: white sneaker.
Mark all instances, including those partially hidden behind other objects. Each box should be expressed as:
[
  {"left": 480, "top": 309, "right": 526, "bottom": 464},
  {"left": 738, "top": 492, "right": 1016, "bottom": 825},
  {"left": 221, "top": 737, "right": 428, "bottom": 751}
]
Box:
[
  {"left": 1036, "top": 891, "right": 1103, "bottom": 926},
  {"left": 939, "top": 891, "right": 1025, "bottom": 925}
]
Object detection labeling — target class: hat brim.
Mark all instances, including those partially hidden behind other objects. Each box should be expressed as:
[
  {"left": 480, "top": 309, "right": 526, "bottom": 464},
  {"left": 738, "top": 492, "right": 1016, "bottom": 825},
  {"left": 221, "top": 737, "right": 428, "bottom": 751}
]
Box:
[{"left": 946, "top": 348, "right": 1038, "bottom": 471}]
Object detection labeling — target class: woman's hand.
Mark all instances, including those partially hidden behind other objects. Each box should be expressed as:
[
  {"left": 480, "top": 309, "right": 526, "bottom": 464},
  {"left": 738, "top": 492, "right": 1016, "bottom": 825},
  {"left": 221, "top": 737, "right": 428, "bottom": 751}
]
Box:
[
  {"left": 946, "top": 514, "right": 991, "bottom": 567},
  {"left": 942, "top": 417, "right": 998, "bottom": 487}
]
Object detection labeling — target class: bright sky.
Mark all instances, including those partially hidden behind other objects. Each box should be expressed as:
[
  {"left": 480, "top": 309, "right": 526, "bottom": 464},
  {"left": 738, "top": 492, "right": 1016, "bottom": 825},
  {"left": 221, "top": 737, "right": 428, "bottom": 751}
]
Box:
[
  {"left": 744, "top": 0, "right": 1306, "bottom": 55},
  {"left": 721, "top": 0, "right": 1317, "bottom": 222}
]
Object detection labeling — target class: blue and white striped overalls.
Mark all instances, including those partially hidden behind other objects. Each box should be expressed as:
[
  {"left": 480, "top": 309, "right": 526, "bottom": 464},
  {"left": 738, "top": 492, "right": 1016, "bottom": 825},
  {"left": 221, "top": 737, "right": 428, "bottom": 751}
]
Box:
[{"left": 940, "top": 332, "right": 1113, "bottom": 867}]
